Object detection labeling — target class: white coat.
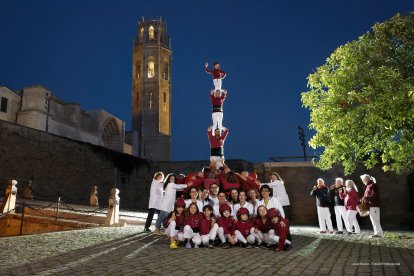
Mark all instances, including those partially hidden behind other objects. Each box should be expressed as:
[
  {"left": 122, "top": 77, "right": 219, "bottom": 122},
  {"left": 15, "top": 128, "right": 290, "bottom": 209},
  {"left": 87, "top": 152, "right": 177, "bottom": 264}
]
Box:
[
  {"left": 159, "top": 182, "right": 187, "bottom": 212},
  {"left": 185, "top": 199, "right": 204, "bottom": 212},
  {"left": 148, "top": 179, "right": 164, "bottom": 209},
  {"left": 263, "top": 180, "right": 290, "bottom": 206},
  {"left": 232, "top": 201, "right": 254, "bottom": 217},
  {"left": 258, "top": 197, "right": 285, "bottom": 218}
]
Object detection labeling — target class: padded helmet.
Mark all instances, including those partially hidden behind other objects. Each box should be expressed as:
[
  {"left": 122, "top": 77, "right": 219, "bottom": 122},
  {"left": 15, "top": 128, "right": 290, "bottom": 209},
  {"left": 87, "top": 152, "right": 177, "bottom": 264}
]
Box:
[
  {"left": 237, "top": 207, "right": 249, "bottom": 217},
  {"left": 267, "top": 208, "right": 281, "bottom": 219},
  {"left": 175, "top": 198, "right": 186, "bottom": 208},
  {"left": 219, "top": 203, "right": 232, "bottom": 214}
]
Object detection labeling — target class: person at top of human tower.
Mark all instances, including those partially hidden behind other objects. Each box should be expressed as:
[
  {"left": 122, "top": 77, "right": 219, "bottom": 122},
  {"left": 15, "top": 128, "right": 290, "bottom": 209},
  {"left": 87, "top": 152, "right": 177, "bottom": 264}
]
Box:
[{"left": 205, "top": 62, "right": 226, "bottom": 91}]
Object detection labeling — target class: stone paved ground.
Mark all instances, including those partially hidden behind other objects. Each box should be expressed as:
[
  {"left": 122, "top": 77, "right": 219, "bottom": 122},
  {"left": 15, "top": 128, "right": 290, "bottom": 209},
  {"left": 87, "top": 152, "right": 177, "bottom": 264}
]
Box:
[{"left": 1, "top": 225, "right": 413, "bottom": 276}]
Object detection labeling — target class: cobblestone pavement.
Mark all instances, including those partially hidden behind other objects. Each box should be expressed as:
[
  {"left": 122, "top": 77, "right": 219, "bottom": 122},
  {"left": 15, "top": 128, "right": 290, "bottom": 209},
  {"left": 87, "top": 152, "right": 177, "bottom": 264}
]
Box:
[{"left": 1, "top": 225, "right": 413, "bottom": 275}]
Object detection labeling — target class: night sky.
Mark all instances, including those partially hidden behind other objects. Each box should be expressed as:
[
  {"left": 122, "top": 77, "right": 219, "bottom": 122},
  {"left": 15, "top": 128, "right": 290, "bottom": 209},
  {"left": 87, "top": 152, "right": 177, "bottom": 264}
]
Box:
[{"left": 1, "top": 0, "right": 412, "bottom": 162}]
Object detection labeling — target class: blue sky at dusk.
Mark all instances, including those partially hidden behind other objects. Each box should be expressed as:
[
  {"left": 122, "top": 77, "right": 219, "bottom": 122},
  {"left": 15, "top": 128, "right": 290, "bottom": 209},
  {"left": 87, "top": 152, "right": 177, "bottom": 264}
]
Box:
[{"left": 1, "top": 0, "right": 413, "bottom": 162}]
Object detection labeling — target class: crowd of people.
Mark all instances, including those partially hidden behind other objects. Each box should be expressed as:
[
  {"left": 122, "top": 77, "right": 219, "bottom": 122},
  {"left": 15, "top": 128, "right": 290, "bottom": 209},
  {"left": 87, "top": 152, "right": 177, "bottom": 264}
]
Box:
[
  {"left": 144, "top": 166, "right": 292, "bottom": 251},
  {"left": 310, "top": 174, "right": 383, "bottom": 238}
]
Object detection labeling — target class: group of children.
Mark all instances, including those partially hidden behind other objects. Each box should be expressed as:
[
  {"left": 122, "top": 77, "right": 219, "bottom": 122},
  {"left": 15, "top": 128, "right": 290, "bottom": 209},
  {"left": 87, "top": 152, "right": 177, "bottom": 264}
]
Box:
[
  {"left": 163, "top": 196, "right": 291, "bottom": 251},
  {"left": 145, "top": 168, "right": 292, "bottom": 252}
]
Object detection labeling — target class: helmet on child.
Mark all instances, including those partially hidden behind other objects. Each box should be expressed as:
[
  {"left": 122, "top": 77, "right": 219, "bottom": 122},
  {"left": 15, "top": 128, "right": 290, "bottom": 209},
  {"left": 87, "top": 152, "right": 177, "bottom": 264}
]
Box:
[
  {"left": 267, "top": 208, "right": 281, "bottom": 219},
  {"left": 175, "top": 198, "right": 186, "bottom": 208},
  {"left": 219, "top": 203, "right": 232, "bottom": 215},
  {"left": 236, "top": 207, "right": 249, "bottom": 217}
]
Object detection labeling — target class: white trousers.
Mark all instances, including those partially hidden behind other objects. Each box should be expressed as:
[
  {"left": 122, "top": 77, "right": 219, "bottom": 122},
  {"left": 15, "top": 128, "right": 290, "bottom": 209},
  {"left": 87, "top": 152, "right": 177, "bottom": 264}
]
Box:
[
  {"left": 252, "top": 230, "right": 271, "bottom": 244},
  {"left": 234, "top": 229, "right": 255, "bottom": 244},
  {"left": 183, "top": 225, "right": 202, "bottom": 245},
  {"left": 200, "top": 223, "right": 219, "bottom": 246},
  {"left": 317, "top": 206, "right": 333, "bottom": 231},
  {"left": 210, "top": 156, "right": 225, "bottom": 170},
  {"left": 213, "top": 79, "right": 222, "bottom": 91},
  {"left": 369, "top": 207, "right": 383, "bottom": 236},
  {"left": 217, "top": 227, "right": 226, "bottom": 243},
  {"left": 268, "top": 230, "right": 292, "bottom": 245},
  {"left": 345, "top": 210, "right": 360, "bottom": 233},
  {"left": 212, "top": 112, "right": 223, "bottom": 133},
  {"left": 165, "top": 221, "right": 184, "bottom": 241},
  {"left": 334, "top": 206, "right": 348, "bottom": 231}
]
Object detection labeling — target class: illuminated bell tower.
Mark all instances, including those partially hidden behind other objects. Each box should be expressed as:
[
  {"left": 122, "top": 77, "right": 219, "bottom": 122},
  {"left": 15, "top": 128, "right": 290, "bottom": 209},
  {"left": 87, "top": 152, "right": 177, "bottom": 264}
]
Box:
[{"left": 132, "top": 17, "right": 172, "bottom": 161}]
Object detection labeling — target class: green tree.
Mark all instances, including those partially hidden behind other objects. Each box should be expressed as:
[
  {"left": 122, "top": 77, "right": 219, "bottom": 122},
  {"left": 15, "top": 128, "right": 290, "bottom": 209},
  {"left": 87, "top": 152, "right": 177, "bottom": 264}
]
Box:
[{"left": 301, "top": 13, "right": 414, "bottom": 174}]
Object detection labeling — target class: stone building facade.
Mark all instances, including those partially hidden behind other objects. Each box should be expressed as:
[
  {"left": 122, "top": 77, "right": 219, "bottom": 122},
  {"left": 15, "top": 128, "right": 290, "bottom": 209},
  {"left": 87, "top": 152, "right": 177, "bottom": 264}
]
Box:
[
  {"left": 131, "top": 17, "right": 172, "bottom": 161},
  {"left": 0, "top": 85, "right": 131, "bottom": 154}
]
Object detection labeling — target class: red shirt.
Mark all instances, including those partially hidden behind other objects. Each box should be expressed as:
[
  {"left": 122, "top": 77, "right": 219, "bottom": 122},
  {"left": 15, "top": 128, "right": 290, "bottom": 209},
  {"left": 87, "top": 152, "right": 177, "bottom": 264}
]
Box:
[
  {"left": 237, "top": 175, "right": 260, "bottom": 192},
  {"left": 219, "top": 174, "right": 241, "bottom": 191},
  {"left": 340, "top": 189, "right": 359, "bottom": 210},
  {"left": 232, "top": 220, "right": 255, "bottom": 237},
  {"left": 182, "top": 175, "right": 204, "bottom": 194},
  {"left": 363, "top": 181, "right": 380, "bottom": 207},
  {"left": 199, "top": 213, "right": 214, "bottom": 235},
  {"left": 272, "top": 217, "right": 290, "bottom": 251},
  {"left": 205, "top": 67, "right": 226, "bottom": 79},
  {"left": 217, "top": 216, "right": 235, "bottom": 235},
  {"left": 208, "top": 129, "right": 229, "bottom": 149},
  {"left": 254, "top": 217, "right": 272, "bottom": 233},
  {"left": 164, "top": 211, "right": 184, "bottom": 229},
  {"left": 210, "top": 92, "right": 226, "bottom": 113},
  {"left": 184, "top": 213, "right": 201, "bottom": 231}
]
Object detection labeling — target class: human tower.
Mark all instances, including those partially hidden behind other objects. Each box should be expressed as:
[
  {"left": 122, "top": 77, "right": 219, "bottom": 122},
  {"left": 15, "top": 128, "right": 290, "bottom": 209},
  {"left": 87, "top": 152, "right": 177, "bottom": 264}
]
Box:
[{"left": 205, "top": 61, "right": 228, "bottom": 170}]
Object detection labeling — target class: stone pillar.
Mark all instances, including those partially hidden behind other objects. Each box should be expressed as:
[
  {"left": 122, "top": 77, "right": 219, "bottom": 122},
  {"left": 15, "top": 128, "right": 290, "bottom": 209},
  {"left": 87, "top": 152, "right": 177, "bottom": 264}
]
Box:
[
  {"left": 105, "top": 188, "right": 120, "bottom": 226},
  {"left": 89, "top": 186, "right": 99, "bottom": 207},
  {"left": 2, "top": 180, "right": 17, "bottom": 214}
]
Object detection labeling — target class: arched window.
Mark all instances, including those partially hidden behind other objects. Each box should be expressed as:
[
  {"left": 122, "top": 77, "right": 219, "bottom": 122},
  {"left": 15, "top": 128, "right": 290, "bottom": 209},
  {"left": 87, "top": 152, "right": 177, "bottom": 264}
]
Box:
[
  {"left": 163, "top": 92, "right": 167, "bottom": 111},
  {"left": 140, "top": 27, "right": 144, "bottom": 38},
  {"left": 149, "top": 26, "right": 155, "bottom": 39},
  {"left": 136, "top": 63, "right": 140, "bottom": 79},
  {"left": 101, "top": 118, "right": 122, "bottom": 152},
  {"left": 163, "top": 62, "right": 169, "bottom": 80},
  {"left": 147, "top": 56, "right": 155, "bottom": 78}
]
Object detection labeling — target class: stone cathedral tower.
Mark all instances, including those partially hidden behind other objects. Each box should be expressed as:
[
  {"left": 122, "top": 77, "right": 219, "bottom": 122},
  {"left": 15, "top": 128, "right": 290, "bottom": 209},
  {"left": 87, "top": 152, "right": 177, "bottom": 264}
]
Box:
[{"left": 132, "top": 17, "right": 171, "bottom": 160}]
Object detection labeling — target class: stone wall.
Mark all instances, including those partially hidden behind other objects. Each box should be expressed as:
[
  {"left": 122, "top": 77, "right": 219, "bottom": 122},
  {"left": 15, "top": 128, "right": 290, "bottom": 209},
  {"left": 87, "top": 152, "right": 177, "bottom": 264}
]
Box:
[
  {"left": 255, "top": 162, "right": 414, "bottom": 229},
  {"left": 0, "top": 119, "right": 154, "bottom": 210},
  {"left": 0, "top": 214, "right": 97, "bottom": 236},
  {"left": 0, "top": 119, "right": 413, "bottom": 228}
]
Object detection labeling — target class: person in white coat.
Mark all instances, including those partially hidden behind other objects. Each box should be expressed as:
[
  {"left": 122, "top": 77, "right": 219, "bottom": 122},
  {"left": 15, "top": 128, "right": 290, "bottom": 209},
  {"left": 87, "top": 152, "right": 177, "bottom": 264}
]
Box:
[
  {"left": 144, "top": 172, "right": 165, "bottom": 232},
  {"left": 185, "top": 186, "right": 204, "bottom": 213},
  {"left": 232, "top": 190, "right": 254, "bottom": 218},
  {"left": 154, "top": 174, "right": 188, "bottom": 235},
  {"left": 257, "top": 184, "right": 285, "bottom": 218},
  {"left": 213, "top": 191, "right": 229, "bottom": 218},
  {"left": 264, "top": 172, "right": 290, "bottom": 219}
]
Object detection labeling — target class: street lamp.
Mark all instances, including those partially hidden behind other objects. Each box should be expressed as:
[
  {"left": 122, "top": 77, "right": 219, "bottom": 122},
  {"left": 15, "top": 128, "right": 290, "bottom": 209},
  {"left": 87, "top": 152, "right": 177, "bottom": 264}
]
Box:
[{"left": 298, "top": 126, "right": 307, "bottom": 161}]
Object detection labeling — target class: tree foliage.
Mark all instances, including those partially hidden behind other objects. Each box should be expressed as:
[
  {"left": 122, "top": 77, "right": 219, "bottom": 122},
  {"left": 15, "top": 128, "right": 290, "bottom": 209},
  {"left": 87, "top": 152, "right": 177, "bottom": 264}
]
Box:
[{"left": 301, "top": 13, "right": 414, "bottom": 174}]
